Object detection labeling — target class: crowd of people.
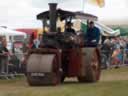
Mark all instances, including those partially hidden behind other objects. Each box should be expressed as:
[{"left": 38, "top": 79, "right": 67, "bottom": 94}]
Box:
[{"left": 101, "top": 37, "right": 128, "bottom": 68}]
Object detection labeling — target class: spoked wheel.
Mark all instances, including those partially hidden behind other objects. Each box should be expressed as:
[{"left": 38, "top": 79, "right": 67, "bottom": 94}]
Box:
[{"left": 78, "top": 48, "right": 101, "bottom": 83}]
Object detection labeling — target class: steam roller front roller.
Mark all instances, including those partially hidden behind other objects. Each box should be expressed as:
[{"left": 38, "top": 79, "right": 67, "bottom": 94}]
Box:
[
  {"left": 78, "top": 48, "right": 101, "bottom": 83},
  {"left": 26, "top": 51, "right": 60, "bottom": 86}
]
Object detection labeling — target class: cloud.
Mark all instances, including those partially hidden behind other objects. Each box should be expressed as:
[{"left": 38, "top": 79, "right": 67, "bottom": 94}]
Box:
[
  {"left": 29, "top": 0, "right": 49, "bottom": 9},
  {"left": 0, "top": 0, "right": 128, "bottom": 28},
  {"left": 85, "top": 0, "right": 128, "bottom": 21},
  {"left": 0, "top": 0, "right": 42, "bottom": 28},
  {"left": 30, "top": 0, "right": 71, "bottom": 11}
]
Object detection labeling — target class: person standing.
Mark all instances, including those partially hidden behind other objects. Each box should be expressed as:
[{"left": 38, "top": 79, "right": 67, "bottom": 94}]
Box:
[
  {"left": 64, "top": 22, "right": 76, "bottom": 35},
  {"left": 34, "top": 34, "right": 42, "bottom": 48},
  {"left": 0, "top": 36, "right": 3, "bottom": 74},
  {"left": 85, "top": 21, "right": 100, "bottom": 46},
  {"left": 0, "top": 37, "right": 9, "bottom": 74},
  {"left": 28, "top": 33, "right": 36, "bottom": 49}
]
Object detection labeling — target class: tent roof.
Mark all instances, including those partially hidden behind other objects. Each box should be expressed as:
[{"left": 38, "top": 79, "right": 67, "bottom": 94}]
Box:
[
  {"left": 15, "top": 29, "right": 37, "bottom": 35},
  {"left": 0, "top": 27, "right": 27, "bottom": 37},
  {"left": 95, "top": 22, "right": 120, "bottom": 36}
]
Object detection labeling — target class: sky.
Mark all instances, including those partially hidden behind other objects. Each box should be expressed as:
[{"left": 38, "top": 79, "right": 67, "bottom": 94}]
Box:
[{"left": 0, "top": 0, "right": 128, "bottom": 28}]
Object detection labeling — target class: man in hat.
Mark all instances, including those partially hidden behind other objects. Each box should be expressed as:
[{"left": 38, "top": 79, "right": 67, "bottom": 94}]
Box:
[
  {"left": 85, "top": 21, "right": 100, "bottom": 45},
  {"left": 65, "top": 22, "right": 76, "bottom": 35}
]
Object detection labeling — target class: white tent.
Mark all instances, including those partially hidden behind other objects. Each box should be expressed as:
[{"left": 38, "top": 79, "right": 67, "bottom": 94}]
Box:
[
  {"left": 0, "top": 27, "right": 27, "bottom": 51},
  {"left": 95, "top": 22, "right": 120, "bottom": 36},
  {"left": 0, "top": 27, "right": 26, "bottom": 37}
]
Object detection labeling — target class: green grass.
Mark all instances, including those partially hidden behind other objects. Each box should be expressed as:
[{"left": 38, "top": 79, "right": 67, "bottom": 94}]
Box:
[{"left": 0, "top": 67, "right": 128, "bottom": 96}]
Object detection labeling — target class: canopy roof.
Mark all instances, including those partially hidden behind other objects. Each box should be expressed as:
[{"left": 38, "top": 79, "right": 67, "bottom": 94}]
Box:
[{"left": 37, "top": 9, "right": 98, "bottom": 21}]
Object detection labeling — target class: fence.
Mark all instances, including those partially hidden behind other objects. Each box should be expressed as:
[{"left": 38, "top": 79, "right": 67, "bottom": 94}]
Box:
[
  {"left": 0, "top": 53, "right": 25, "bottom": 79},
  {"left": 0, "top": 54, "right": 10, "bottom": 79}
]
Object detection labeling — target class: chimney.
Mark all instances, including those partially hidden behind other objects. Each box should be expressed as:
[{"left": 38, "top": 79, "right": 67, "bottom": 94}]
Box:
[{"left": 49, "top": 3, "right": 57, "bottom": 32}]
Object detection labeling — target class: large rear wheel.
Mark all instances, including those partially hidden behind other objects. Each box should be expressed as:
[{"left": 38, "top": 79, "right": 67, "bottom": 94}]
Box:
[{"left": 78, "top": 48, "right": 101, "bottom": 82}]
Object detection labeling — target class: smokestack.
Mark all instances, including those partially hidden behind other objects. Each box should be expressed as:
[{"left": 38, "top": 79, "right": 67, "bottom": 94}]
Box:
[{"left": 49, "top": 3, "right": 57, "bottom": 32}]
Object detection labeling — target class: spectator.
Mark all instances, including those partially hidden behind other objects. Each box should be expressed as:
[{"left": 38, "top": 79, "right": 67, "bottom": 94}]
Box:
[
  {"left": 0, "top": 37, "right": 9, "bottom": 74},
  {"left": 101, "top": 38, "right": 112, "bottom": 68},
  {"left": 111, "top": 37, "right": 124, "bottom": 68},
  {"left": 28, "top": 33, "right": 36, "bottom": 49},
  {"left": 34, "top": 34, "right": 42, "bottom": 48},
  {"left": 0, "top": 36, "right": 3, "bottom": 52},
  {"left": 2, "top": 37, "right": 8, "bottom": 53},
  {"left": 119, "top": 38, "right": 126, "bottom": 49},
  {"left": 111, "top": 47, "right": 122, "bottom": 68},
  {"left": 0, "top": 36, "right": 3, "bottom": 74}
]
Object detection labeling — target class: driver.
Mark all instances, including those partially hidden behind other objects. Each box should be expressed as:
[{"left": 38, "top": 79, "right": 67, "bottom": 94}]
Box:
[
  {"left": 64, "top": 22, "right": 77, "bottom": 48},
  {"left": 64, "top": 22, "right": 76, "bottom": 35},
  {"left": 85, "top": 21, "right": 100, "bottom": 45}
]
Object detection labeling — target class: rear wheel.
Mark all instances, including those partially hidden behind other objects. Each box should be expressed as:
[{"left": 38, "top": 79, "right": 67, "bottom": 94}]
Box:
[{"left": 78, "top": 48, "right": 101, "bottom": 82}]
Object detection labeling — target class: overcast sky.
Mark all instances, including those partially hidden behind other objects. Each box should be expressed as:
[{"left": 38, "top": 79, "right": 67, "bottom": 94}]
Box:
[{"left": 0, "top": 0, "right": 128, "bottom": 28}]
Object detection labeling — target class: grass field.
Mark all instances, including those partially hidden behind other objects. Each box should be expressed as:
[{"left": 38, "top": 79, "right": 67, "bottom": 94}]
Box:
[{"left": 0, "top": 67, "right": 128, "bottom": 96}]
